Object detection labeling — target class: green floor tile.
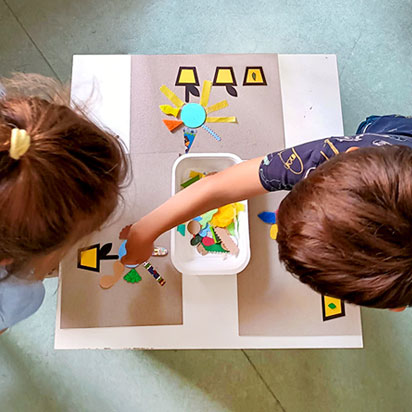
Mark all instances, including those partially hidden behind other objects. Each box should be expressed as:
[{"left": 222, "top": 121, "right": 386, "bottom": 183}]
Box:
[
  {"left": 0, "top": 1, "right": 55, "bottom": 77},
  {"left": 244, "top": 308, "right": 412, "bottom": 412},
  {"left": 0, "top": 279, "right": 282, "bottom": 412}
]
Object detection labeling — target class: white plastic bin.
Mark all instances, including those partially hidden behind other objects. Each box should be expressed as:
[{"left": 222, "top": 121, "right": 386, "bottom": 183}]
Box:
[{"left": 171, "top": 153, "right": 251, "bottom": 275}]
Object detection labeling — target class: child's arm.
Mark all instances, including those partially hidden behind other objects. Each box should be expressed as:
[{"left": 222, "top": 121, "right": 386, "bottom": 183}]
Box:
[
  {"left": 122, "top": 156, "right": 266, "bottom": 265},
  {"left": 122, "top": 136, "right": 343, "bottom": 264}
]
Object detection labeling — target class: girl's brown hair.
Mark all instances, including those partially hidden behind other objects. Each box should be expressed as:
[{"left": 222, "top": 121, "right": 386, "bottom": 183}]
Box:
[
  {"left": 0, "top": 74, "right": 129, "bottom": 273},
  {"left": 277, "top": 145, "right": 412, "bottom": 308}
]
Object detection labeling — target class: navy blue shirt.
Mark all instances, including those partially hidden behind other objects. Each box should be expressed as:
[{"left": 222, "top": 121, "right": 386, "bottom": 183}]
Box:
[{"left": 259, "top": 115, "right": 412, "bottom": 191}]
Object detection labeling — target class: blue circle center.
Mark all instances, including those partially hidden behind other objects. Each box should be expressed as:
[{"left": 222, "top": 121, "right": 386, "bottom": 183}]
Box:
[{"left": 181, "top": 103, "right": 206, "bottom": 128}]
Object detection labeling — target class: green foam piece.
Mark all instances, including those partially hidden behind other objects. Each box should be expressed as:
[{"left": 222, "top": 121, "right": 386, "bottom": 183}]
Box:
[
  {"left": 203, "top": 243, "right": 229, "bottom": 253},
  {"left": 200, "top": 209, "right": 218, "bottom": 227},
  {"left": 177, "top": 224, "right": 186, "bottom": 236},
  {"left": 227, "top": 221, "right": 235, "bottom": 236},
  {"left": 210, "top": 227, "right": 218, "bottom": 243},
  {"left": 328, "top": 303, "right": 337, "bottom": 310},
  {"left": 181, "top": 174, "right": 200, "bottom": 188},
  {"left": 123, "top": 268, "right": 142, "bottom": 284},
  {"left": 190, "top": 234, "right": 202, "bottom": 246}
]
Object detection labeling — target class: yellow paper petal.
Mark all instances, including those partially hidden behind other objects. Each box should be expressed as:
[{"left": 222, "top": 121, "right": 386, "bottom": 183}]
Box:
[
  {"left": 159, "top": 85, "right": 184, "bottom": 108},
  {"left": 200, "top": 80, "right": 212, "bottom": 108},
  {"left": 270, "top": 224, "right": 278, "bottom": 240},
  {"left": 206, "top": 100, "right": 228, "bottom": 114},
  {"left": 159, "top": 105, "right": 180, "bottom": 117},
  {"left": 206, "top": 116, "right": 237, "bottom": 123}
]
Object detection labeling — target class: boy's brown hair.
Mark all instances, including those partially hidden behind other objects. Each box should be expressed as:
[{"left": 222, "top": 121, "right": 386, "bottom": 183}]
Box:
[
  {"left": 277, "top": 145, "right": 412, "bottom": 308},
  {"left": 0, "top": 74, "right": 129, "bottom": 273}
]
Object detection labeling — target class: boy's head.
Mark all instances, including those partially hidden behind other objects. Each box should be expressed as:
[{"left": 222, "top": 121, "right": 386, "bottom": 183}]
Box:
[
  {"left": 0, "top": 74, "right": 129, "bottom": 273},
  {"left": 277, "top": 145, "right": 412, "bottom": 309}
]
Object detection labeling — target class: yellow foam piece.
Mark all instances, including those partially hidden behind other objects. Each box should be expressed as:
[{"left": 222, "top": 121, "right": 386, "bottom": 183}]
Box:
[
  {"left": 323, "top": 296, "right": 344, "bottom": 318},
  {"left": 206, "top": 116, "right": 237, "bottom": 123},
  {"left": 200, "top": 80, "right": 212, "bottom": 108},
  {"left": 190, "top": 170, "right": 205, "bottom": 179},
  {"left": 159, "top": 105, "right": 180, "bottom": 117},
  {"left": 160, "top": 85, "right": 184, "bottom": 108},
  {"left": 245, "top": 68, "right": 264, "bottom": 84},
  {"left": 178, "top": 68, "right": 197, "bottom": 84},
  {"left": 270, "top": 224, "right": 278, "bottom": 240},
  {"left": 234, "top": 202, "right": 245, "bottom": 213},
  {"left": 206, "top": 100, "right": 228, "bottom": 114},
  {"left": 80, "top": 247, "right": 98, "bottom": 269},
  {"left": 215, "top": 68, "right": 234, "bottom": 84},
  {"left": 210, "top": 204, "right": 237, "bottom": 228}
]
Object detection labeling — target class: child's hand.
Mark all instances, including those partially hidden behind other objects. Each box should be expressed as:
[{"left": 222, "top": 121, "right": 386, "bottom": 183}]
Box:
[
  {"left": 121, "top": 221, "right": 155, "bottom": 266},
  {"left": 119, "top": 156, "right": 266, "bottom": 267}
]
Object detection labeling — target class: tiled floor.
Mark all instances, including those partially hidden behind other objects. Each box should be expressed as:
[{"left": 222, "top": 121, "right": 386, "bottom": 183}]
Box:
[{"left": 1, "top": 1, "right": 412, "bottom": 411}]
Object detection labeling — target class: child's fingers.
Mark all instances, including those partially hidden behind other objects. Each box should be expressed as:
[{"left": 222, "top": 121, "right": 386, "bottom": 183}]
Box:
[
  {"left": 120, "top": 254, "right": 138, "bottom": 266},
  {"left": 119, "top": 224, "right": 133, "bottom": 240}
]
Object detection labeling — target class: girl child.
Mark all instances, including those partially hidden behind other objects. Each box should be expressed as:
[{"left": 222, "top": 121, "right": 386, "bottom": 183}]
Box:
[
  {"left": 123, "top": 115, "right": 412, "bottom": 312},
  {"left": 0, "top": 74, "right": 128, "bottom": 331}
]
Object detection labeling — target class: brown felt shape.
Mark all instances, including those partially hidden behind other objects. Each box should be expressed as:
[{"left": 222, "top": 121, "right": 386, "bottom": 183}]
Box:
[
  {"left": 214, "top": 227, "right": 239, "bottom": 256},
  {"left": 99, "top": 261, "right": 125, "bottom": 289},
  {"left": 197, "top": 243, "right": 208, "bottom": 256},
  {"left": 187, "top": 220, "right": 201, "bottom": 235}
]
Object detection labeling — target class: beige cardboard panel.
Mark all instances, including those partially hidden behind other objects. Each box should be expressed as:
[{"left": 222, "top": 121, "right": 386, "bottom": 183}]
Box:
[
  {"left": 60, "top": 152, "right": 183, "bottom": 329},
  {"left": 130, "top": 54, "right": 285, "bottom": 159},
  {"left": 237, "top": 191, "right": 362, "bottom": 336}
]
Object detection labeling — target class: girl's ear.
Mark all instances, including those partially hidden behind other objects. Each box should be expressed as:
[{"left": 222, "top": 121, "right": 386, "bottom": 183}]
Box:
[
  {"left": 0, "top": 258, "right": 13, "bottom": 266},
  {"left": 389, "top": 307, "right": 407, "bottom": 312}
]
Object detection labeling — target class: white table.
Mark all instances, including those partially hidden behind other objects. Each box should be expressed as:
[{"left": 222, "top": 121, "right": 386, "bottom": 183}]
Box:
[{"left": 55, "top": 54, "right": 362, "bottom": 349}]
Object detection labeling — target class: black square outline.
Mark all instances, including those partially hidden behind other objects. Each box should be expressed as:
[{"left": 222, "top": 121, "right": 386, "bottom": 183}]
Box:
[
  {"left": 175, "top": 66, "right": 200, "bottom": 86},
  {"left": 322, "top": 294, "right": 346, "bottom": 321},
  {"left": 77, "top": 243, "right": 100, "bottom": 272},
  {"left": 243, "top": 66, "right": 267, "bottom": 86}
]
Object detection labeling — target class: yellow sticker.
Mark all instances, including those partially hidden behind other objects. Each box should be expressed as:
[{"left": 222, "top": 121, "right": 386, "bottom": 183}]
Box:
[
  {"left": 247, "top": 70, "right": 263, "bottom": 83},
  {"left": 322, "top": 295, "right": 345, "bottom": 321},
  {"left": 159, "top": 85, "right": 184, "bottom": 108},
  {"left": 243, "top": 67, "right": 267, "bottom": 85},
  {"left": 206, "top": 100, "right": 228, "bottom": 114},
  {"left": 215, "top": 68, "right": 235, "bottom": 84},
  {"left": 177, "top": 68, "right": 197, "bottom": 84},
  {"left": 205, "top": 116, "right": 237, "bottom": 123},
  {"left": 79, "top": 247, "right": 98, "bottom": 269}
]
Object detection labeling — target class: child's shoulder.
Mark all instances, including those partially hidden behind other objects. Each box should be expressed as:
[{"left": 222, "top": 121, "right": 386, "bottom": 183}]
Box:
[
  {"left": 356, "top": 114, "right": 412, "bottom": 137},
  {"left": 0, "top": 271, "right": 45, "bottom": 329}
]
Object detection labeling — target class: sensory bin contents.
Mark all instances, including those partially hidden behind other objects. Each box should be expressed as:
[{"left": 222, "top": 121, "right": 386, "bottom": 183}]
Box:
[{"left": 177, "top": 170, "right": 244, "bottom": 256}]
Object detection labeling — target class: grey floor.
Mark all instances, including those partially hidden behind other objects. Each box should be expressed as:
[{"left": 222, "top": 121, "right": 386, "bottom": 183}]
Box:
[{"left": 1, "top": 1, "right": 412, "bottom": 411}]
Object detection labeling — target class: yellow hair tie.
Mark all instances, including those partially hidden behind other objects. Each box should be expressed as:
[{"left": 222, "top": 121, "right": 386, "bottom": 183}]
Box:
[{"left": 10, "top": 128, "right": 31, "bottom": 160}]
